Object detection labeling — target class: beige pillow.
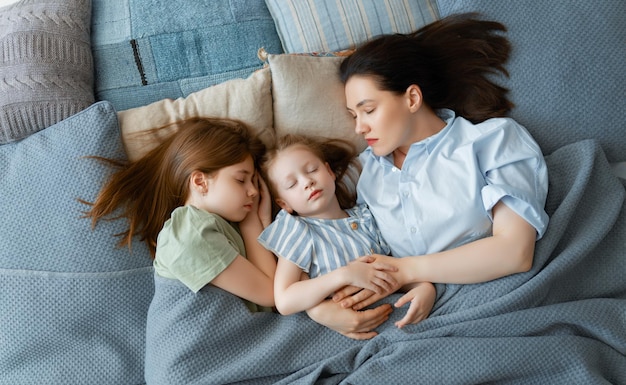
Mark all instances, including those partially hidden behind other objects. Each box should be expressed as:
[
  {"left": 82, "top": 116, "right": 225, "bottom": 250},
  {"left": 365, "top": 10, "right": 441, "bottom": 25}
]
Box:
[
  {"left": 118, "top": 68, "right": 274, "bottom": 162},
  {"left": 268, "top": 54, "right": 366, "bottom": 152}
]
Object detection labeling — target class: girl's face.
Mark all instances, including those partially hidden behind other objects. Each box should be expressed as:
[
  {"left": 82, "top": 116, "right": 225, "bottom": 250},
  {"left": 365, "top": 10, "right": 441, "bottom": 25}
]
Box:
[
  {"left": 267, "top": 145, "right": 339, "bottom": 219},
  {"left": 345, "top": 75, "right": 416, "bottom": 157},
  {"left": 198, "top": 155, "right": 258, "bottom": 222}
]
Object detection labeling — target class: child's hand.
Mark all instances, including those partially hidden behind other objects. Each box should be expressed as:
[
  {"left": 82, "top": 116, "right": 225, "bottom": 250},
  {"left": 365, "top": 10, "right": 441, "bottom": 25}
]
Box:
[
  {"left": 333, "top": 255, "right": 403, "bottom": 310},
  {"left": 255, "top": 174, "right": 272, "bottom": 228},
  {"left": 394, "top": 282, "right": 436, "bottom": 328},
  {"left": 241, "top": 174, "right": 271, "bottom": 229},
  {"left": 341, "top": 256, "right": 398, "bottom": 295}
]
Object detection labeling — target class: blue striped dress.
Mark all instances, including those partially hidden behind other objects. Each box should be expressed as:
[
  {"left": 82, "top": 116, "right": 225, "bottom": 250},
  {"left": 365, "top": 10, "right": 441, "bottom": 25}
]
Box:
[{"left": 258, "top": 203, "right": 391, "bottom": 278}]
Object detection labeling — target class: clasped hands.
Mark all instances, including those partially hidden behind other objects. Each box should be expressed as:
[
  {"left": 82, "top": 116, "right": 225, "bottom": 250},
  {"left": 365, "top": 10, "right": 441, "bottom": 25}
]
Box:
[{"left": 334, "top": 254, "right": 436, "bottom": 329}]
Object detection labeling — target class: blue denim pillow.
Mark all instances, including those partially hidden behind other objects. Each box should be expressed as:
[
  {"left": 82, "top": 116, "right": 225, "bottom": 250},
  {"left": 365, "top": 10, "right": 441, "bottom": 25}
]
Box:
[
  {"left": 435, "top": 0, "right": 626, "bottom": 163},
  {"left": 0, "top": 102, "right": 153, "bottom": 384},
  {"left": 91, "top": 0, "right": 284, "bottom": 111}
]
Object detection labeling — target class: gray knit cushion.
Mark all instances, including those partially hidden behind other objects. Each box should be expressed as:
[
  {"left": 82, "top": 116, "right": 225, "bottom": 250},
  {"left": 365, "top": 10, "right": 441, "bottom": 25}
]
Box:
[{"left": 0, "top": 0, "right": 94, "bottom": 144}]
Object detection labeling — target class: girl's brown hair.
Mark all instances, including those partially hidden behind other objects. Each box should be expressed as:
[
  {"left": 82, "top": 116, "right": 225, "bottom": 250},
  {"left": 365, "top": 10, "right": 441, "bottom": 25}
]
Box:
[
  {"left": 260, "top": 134, "right": 360, "bottom": 212},
  {"left": 339, "top": 13, "right": 513, "bottom": 123},
  {"left": 83, "top": 117, "right": 266, "bottom": 257}
]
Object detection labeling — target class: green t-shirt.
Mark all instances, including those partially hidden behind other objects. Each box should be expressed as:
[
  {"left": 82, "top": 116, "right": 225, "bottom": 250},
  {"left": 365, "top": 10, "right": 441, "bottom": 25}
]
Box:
[
  {"left": 154, "top": 205, "right": 272, "bottom": 312},
  {"left": 154, "top": 205, "right": 244, "bottom": 292}
]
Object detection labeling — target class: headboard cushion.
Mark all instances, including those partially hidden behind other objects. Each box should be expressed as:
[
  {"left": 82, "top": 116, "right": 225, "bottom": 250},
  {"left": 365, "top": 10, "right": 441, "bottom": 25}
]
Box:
[
  {"left": 265, "top": 0, "right": 440, "bottom": 53},
  {"left": 91, "top": 0, "right": 283, "bottom": 111}
]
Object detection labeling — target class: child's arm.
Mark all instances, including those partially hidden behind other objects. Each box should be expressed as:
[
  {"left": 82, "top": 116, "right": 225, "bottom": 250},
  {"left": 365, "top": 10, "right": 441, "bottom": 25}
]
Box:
[
  {"left": 211, "top": 255, "right": 275, "bottom": 307},
  {"left": 219, "top": 174, "right": 275, "bottom": 307},
  {"left": 239, "top": 174, "right": 276, "bottom": 280},
  {"left": 274, "top": 256, "right": 398, "bottom": 315}
]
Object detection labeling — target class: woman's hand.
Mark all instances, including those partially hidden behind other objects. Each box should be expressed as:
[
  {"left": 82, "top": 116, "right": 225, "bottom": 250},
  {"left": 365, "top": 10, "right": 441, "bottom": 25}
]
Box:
[
  {"left": 333, "top": 254, "right": 404, "bottom": 309},
  {"left": 341, "top": 256, "right": 398, "bottom": 295},
  {"left": 306, "top": 299, "right": 393, "bottom": 340},
  {"left": 393, "top": 282, "right": 436, "bottom": 328},
  {"left": 334, "top": 288, "right": 386, "bottom": 311}
]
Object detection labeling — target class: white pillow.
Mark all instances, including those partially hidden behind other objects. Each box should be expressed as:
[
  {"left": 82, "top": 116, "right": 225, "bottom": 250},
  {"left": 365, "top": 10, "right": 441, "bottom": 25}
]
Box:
[{"left": 118, "top": 68, "right": 274, "bottom": 162}]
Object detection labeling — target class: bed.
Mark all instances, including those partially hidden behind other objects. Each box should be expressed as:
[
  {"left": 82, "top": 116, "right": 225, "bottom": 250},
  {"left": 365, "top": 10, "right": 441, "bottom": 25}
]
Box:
[{"left": 1, "top": 0, "right": 625, "bottom": 384}]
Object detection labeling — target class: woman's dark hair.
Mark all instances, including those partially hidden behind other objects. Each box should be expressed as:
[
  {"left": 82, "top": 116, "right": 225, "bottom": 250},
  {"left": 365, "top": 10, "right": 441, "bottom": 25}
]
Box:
[{"left": 339, "top": 13, "right": 513, "bottom": 123}]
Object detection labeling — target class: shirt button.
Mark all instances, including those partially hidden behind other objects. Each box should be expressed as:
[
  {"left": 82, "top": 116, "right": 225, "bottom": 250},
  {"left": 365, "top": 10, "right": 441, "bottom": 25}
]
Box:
[
  {"left": 410, "top": 227, "right": 417, "bottom": 234},
  {"left": 404, "top": 191, "right": 410, "bottom": 197},
  {"left": 351, "top": 222, "right": 358, "bottom": 230}
]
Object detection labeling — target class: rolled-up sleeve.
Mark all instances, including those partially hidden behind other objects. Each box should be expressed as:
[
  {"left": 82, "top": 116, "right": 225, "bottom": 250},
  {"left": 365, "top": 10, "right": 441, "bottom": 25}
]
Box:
[{"left": 478, "top": 119, "right": 550, "bottom": 239}]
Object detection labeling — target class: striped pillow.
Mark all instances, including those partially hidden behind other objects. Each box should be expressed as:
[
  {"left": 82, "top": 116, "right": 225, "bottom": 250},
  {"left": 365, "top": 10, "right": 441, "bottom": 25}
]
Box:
[{"left": 265, "top": 0, "right": 440, "bottom": 53}]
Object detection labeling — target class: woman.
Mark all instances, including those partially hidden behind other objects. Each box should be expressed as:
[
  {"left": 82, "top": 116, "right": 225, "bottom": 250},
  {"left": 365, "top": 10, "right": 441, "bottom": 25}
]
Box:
[{"left": 307, "top": 13, "right": 549, "bottom": 338}]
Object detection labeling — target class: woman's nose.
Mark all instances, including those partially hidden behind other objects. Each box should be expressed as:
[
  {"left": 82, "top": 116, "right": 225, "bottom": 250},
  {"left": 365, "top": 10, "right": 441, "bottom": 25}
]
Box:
[{"left": 355, "top": 117, "right": 367, "bottom": 135}]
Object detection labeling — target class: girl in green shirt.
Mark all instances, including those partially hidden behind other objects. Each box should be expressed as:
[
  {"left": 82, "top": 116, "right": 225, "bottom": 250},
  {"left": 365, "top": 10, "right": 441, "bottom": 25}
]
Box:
[{"left": 84, "top": 117, "right": 276, "bottom": 309}]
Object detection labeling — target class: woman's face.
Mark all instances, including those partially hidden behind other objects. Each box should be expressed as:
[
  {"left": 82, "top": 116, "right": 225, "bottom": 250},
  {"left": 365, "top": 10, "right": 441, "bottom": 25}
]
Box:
[{"left": 345, "top": 75, "right": 416, "bottom": 157}]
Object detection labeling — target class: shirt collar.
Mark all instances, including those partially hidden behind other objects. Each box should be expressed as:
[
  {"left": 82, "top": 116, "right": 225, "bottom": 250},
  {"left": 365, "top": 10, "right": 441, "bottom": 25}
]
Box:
[
  {"left": 366, "top": 108, "right": 456, "bottom": 169},
  {"left": 417, "top": 108, "right": 455, "bottom": 153}
]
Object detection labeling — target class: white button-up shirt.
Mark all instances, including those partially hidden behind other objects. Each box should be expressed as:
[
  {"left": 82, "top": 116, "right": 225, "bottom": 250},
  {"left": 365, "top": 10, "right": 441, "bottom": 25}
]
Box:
[{"left": 357, "top": 109, "right": 549, "bottom": 257}]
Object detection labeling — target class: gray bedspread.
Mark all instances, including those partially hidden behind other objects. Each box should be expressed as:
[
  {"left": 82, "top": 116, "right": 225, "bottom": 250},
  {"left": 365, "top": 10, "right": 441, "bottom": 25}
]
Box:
[{"left": 145, "top": 139, "right": 626, "bottom": 385}]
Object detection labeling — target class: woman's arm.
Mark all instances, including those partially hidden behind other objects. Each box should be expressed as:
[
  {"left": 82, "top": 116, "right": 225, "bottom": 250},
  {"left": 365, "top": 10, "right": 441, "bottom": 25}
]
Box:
[
  {"left": 399, "top": 201, "right": 536, "bottom": 284},
  {"left": 336, "top": 201, "right": 536, "bottom": 310},
  {"left": 274, "top": 256, "right": 398, "bottom": 315}
]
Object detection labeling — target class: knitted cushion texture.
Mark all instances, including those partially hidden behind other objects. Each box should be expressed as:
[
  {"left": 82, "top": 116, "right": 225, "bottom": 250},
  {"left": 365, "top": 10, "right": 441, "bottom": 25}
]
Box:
[{"left": 0, "top": 0, "right": 94, "bottom": 143}]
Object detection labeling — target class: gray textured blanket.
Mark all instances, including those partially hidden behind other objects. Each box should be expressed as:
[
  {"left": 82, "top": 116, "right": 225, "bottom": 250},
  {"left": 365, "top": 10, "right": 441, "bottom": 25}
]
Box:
[{"left": 145, "top": 140, "right": 626, "bottom": 385}]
